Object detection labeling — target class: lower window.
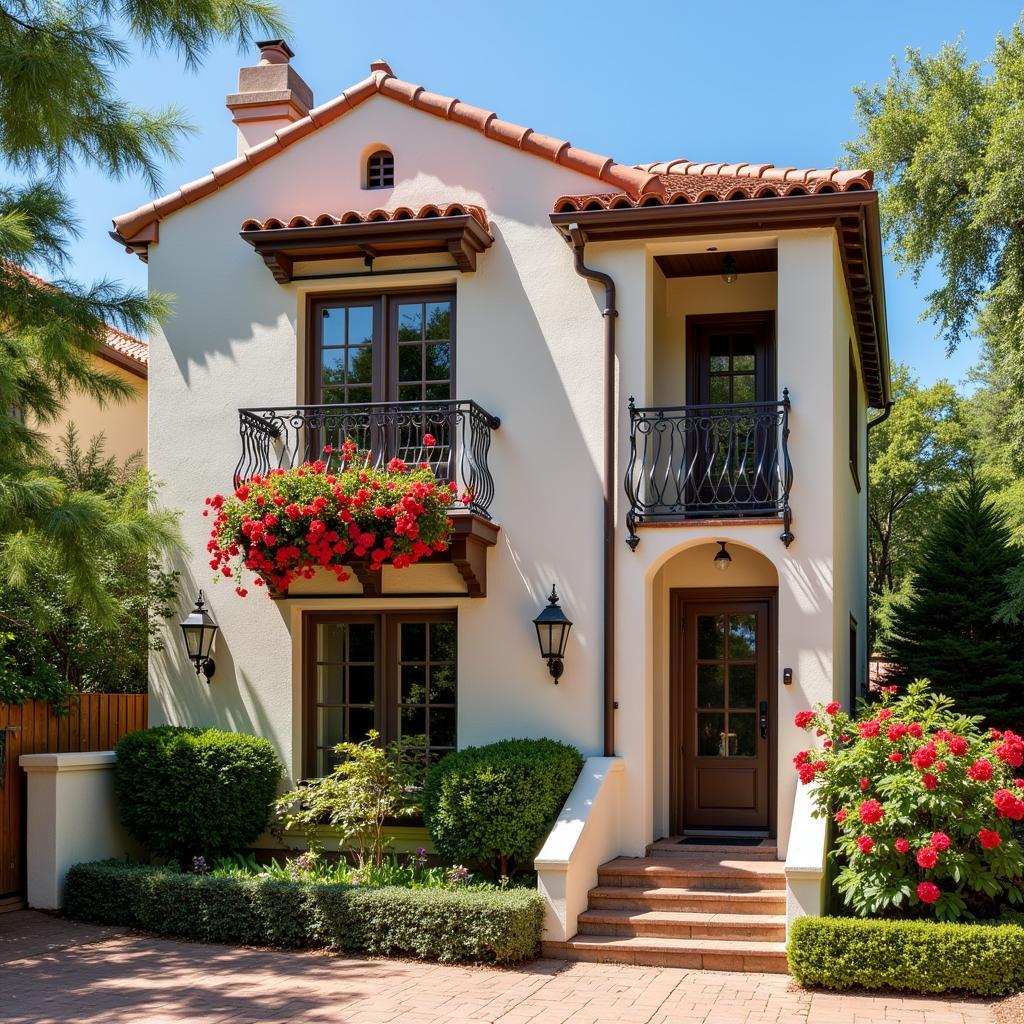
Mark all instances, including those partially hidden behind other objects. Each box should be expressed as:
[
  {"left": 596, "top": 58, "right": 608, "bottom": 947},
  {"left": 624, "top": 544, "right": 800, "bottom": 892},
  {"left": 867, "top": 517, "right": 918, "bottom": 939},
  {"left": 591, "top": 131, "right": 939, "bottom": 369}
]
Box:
[{"left": 303, "top": 611, "right": 457, "bottom": 777}]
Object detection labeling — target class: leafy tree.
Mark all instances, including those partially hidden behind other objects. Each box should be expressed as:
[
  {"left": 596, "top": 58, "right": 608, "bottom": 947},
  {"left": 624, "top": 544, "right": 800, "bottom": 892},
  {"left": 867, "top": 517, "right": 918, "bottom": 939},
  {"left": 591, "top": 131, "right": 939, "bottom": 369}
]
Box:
[
  {"left": 887, "top": 470, "right": 1024, "bottom": 730},
  {"left": 0, "top": 1, "right": 284, "bottom": 622},
  {"left": 845, "top": 19, "right": 1024, "bottom": 465},
  {"left": 868, "top": 364, "right": 967, "bottom": 648}
]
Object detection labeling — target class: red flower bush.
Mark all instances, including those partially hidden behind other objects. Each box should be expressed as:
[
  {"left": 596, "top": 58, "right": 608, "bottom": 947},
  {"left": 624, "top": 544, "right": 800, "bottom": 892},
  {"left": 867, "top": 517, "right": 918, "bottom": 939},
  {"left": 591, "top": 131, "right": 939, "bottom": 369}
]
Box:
[
  {"left": 205, "top": 440, "right": 457, "bottom": 597},
  {"left": 792, "top": 680, "right": 1024, "bottom": 921}
]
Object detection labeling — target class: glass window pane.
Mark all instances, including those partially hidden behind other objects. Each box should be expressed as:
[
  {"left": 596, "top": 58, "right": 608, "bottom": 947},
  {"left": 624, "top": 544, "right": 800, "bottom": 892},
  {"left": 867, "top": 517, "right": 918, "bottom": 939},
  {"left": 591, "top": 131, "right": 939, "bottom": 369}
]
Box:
[
  {"left": 430, "top": 622, "right": 456, "bottom": 662},
  {"left": 425, "top": 301, "right": 451, "bottom": 340},
  {"left": 317, "top": 665, "right": 343, "bottom": 704},
  {"left": 400, "top": 705, "right": 427, "bottom": 742},
  {"left": 709, "top": 340, "right": 730, "bottom": 372},
  {"left": 349, "top": 706, "right": 375, "bottom": 742},
  {"left": 348, "top": 664, "right": 375, "bottom": 705},
  {"left": 322, "top": 349, "right": 346, "bottom": 386},
  {"left": 429, "top": 664, "right": 456, "bottom": 703},
  {"left": 697, "top": 664, "right": 724, "bottom": 708},
  {"left": 346, "top": 346, "right": 373, "bottom": 385},
  {"left": 348, "top": 622, "right": 375, "bottom": 662},
  {"left": 697, "top": 712, "right": 726, "bottom": 757},
  {"left": 731, "top": 713, "right": 757, "bottom": 757},
  {"left": 318, "top": 707, "right": 344, "bottom": 748},
  {"left": 401, "top": 622, "right": 427, "bottom": 661},
  {"left": 696, "top": 615, "right": 725, "bottom": 659},
  {"left": 318, "top": 623, "right": 343, "bottom": 663},
  {"left": 709, "top": 376, "right": 730, "bottom": 405},
  {"left": 733, "top": 375, "right": 756, "bottom": 403},
  {"left": 734, "top": 353, "right": 755, "bottom": 372},
  {"left": 346, "top": 386, "right": 372, "bottom": 406},
  {"left": 425, "top": 382, "right": 451, "bottom": 401},
  {"left": 425, "top": 343, "right": 450, "bottom": 380},
  {"left": 729, "top": 664, "right": 756, "bottom": 709},
  {"left": 322, "top": 307, "right": 346, "bottom": 345},
  {"left": 728, "top": 615, "right": 757, "bottom": 659},
  {"left": 321, "top": 387, "right": 344, "bottom": 406},
  {"left": 398, "top": 384, "right": 422, "bottom": 402},
  {"left": 318, "top": 745, "right": 341, "bottom": 776},
  {"left": 397, "top": 303, "right": 423, "bottom": 341},
  {"left": 347, "top": 306, "right": 374, "bottom": 345},
  {"left": 430, "top": 707, "right": 456, "bottom": 748},
  {"left": 398, "top": 344, "right": 422, "bottom": 383},
  {"left": 401, "top": 664, "right": 427, "bottom": 704}
]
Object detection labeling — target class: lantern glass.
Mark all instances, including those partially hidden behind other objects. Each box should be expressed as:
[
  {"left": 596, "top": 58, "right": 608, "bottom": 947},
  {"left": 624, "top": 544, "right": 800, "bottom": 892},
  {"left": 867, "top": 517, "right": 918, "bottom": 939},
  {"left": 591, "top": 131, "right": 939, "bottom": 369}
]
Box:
[
  {"left": 533, "top": 585, "right": 573, "bottom": 662},
  {"left": 180, "top": 592, "right": 218, "bottom": 672}
]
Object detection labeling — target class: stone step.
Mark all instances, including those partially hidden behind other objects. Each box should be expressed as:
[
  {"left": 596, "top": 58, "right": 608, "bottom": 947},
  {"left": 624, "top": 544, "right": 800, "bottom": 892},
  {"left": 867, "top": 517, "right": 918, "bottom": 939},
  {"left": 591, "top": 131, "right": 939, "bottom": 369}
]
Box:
[
  {"left": 588, "top": 885, "right": 787, "bottom": 914},
  {"left": 577, "top": 907, "right": 786, "bottom": 941},
  {"left": 543, "top": 933, "right": 789, "bottom": 973},
  {"left": 598, "top": 857, "right": 786, "bottom": 891},
  {"left": 647, "top": 838, "right": 779, "bottom": 860}
]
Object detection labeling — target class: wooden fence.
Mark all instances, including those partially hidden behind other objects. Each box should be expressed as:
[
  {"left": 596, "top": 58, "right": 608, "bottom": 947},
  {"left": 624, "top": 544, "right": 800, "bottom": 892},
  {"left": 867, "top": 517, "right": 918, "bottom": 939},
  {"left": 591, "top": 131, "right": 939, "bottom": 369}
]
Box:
[{"left": 0, "top": 693, "right": 148, "bottom": 900}]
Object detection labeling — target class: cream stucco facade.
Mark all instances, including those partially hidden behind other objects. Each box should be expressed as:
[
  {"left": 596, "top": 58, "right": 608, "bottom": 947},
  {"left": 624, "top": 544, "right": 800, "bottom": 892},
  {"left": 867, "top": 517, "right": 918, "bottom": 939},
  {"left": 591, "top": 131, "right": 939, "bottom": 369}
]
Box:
[{"left": 131, "top": 53, "right": 886, "bottom": 867}]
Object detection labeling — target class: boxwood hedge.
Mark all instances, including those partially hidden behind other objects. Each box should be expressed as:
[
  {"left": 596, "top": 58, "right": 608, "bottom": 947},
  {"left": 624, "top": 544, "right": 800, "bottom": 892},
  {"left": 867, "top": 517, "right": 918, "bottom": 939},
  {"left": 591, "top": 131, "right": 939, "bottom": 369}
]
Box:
[
  {"left": 787, "top": 915, "right": 1024, "bottom": 996},
  {"left": 65, "top": 860, "right": 544, "bottom": 964}
]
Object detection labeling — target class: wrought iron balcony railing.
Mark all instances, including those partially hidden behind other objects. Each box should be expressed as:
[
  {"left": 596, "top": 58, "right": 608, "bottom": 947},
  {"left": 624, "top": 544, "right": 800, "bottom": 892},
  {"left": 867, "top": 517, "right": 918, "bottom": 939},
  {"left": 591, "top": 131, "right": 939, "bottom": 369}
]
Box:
[
  {"left": 235, "top": 399, "right": 501, "bottom": 519},
  {"left": 624, "top": 392, "right": 793, "bottom": 548}
]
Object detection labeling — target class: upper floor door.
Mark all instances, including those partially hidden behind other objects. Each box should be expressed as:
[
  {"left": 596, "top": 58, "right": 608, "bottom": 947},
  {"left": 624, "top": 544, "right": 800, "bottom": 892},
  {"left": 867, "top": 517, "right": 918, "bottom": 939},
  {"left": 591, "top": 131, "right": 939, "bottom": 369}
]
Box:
[{"left": 686, "top": 312, "right": 775, "bottom": 407}]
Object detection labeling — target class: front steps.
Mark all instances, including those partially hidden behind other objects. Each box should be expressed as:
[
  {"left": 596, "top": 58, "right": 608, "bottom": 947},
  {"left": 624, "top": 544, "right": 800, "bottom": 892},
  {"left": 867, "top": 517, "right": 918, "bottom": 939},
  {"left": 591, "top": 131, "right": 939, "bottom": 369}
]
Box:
[{"left": 542, "top": 840, "right": 789, "bottom": 972}]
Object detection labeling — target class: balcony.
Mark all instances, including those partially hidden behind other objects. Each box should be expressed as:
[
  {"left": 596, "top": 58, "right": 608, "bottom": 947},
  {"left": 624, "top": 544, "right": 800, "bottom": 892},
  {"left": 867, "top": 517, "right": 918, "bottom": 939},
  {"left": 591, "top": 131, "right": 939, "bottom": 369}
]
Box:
[
  {"left": 234, "top": 399, "right": 501, "bottom": 596},
  {"left": 624, "top": 393, "right": 793, "bottom": 548}
]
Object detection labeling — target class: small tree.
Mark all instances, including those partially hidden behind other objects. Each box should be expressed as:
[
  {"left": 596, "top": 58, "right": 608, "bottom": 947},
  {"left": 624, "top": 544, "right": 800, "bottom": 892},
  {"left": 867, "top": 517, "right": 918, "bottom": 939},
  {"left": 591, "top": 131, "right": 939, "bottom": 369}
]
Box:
[{"left": 888, "top": 470, "right": 1024, "bottom": 729}]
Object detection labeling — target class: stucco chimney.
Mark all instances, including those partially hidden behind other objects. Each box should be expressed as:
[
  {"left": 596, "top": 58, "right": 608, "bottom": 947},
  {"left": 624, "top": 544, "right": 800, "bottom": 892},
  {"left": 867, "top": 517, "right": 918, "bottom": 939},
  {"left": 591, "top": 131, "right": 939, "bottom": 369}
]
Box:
[{"left": 225, "top": 39, "right": 313, "bottom": 155}]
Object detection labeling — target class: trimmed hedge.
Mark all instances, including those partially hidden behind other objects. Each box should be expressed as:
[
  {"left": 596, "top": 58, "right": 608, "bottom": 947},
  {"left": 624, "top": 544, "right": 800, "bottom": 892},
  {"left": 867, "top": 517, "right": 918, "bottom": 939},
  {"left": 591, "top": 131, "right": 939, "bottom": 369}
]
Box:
[
  {"left": 788, "top": 915, "right": 1024, "bottom": 996},
  {"left": 65, "top": 860, "right": 544, "bottom": 964},
  {"left": 114, "top": 726, "right": 282, "bottom": 861}
]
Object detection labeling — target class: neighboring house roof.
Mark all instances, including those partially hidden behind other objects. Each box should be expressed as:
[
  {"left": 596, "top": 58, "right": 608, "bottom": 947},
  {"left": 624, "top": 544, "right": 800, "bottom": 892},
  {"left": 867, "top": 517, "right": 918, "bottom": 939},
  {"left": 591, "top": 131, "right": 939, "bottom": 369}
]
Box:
[{"left": 111, "top": 59, "right": 872, "bottom": 246}]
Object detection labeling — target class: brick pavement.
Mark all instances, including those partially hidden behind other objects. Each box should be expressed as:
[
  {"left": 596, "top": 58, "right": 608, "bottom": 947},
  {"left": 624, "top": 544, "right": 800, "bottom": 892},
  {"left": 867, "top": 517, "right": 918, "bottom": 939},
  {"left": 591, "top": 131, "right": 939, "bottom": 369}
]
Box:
[{"left": 0, "top": 911, "right": 1002, "bottom": 1024}]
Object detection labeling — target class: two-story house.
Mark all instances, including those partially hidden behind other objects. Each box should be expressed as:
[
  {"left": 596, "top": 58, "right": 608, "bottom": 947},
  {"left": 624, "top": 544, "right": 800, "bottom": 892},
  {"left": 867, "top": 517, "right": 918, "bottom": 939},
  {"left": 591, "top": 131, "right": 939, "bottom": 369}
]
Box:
[{"left": 112, "top": 42, "right": 890, "bottom": 970}]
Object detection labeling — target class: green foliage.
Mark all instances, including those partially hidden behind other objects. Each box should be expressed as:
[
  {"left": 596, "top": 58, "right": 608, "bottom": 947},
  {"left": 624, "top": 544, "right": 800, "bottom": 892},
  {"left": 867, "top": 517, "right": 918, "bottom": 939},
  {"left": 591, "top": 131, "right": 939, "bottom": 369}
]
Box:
[
  {"left": 423, "top": 738, "right": 583, "bottom": 877},
  {"left": 114, "top": 726, "right": 282, "bottom": 861},
  {"left": 273, "top": 731, "right": 418, "bottom": 867},
  {"left": 794, "top": 681, "right": 1024, "bottom": 922},
  {"left": 787, "top": 915, "right": 1024, "bottom": 995},
  {"left": 65, "top": 860, "right": 545, "bottom": 963},
  {"left": 887, "top": 473, "right": 1024, "bottom": 728}
]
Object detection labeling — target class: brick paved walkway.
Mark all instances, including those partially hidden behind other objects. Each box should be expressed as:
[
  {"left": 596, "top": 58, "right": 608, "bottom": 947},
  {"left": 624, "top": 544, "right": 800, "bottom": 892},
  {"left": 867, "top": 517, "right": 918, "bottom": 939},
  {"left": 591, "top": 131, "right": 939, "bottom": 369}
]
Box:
[{"left": 0, "top": 911, "right": 1002, "bottom": 1024}]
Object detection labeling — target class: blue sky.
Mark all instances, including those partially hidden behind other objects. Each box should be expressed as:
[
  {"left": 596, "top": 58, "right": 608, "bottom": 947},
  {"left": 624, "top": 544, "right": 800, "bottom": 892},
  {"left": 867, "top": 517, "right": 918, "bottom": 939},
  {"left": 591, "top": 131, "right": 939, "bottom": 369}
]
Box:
[{"left": 57, "top": 0, "right": 1023, "bottom": 389}]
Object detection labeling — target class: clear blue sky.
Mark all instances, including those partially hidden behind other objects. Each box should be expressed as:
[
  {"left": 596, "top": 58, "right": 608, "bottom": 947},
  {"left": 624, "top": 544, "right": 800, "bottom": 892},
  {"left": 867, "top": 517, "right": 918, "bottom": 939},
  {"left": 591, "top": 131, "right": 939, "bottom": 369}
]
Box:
[{"left": 59, "top": 0, "right": 1023, "bottom": 390}]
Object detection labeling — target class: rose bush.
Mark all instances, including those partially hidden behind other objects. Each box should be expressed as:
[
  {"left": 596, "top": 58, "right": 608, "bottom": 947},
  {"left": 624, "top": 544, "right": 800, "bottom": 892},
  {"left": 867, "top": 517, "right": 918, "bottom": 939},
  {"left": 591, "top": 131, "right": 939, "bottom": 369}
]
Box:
[
  {"left": 205, "top": 438, "right": 458, "bottom": 597},
  {"left": 794, "top": 680, "right": 1024, "bottom": 921}
]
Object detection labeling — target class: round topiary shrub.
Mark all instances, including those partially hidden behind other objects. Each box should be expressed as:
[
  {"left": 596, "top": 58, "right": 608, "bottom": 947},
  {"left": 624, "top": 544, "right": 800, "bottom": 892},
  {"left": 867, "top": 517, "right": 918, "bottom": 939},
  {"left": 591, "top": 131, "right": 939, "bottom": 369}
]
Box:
[
  {"left": 114, "top": 725, "right": 282, "bottom": 862},
  {"left": 423, "top": 737, "right": 583, "bottom": 876}
]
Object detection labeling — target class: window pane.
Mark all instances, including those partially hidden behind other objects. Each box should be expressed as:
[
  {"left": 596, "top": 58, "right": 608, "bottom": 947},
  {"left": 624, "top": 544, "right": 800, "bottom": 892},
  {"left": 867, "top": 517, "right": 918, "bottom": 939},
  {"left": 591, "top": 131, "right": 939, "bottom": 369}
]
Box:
[
  {"left": 425, "top": 382, "right": 451, "bottom": 401},
  {"left": 425, "top": 343, "right": 450, "bottom": 380},
  {"left": 425, "top": 302, "right": 451, "bottom": 340},
  {"left": 733, "top": 375, "right": 756, "bottom": 403},
  {"left": 321, "top": 387, "right": 344, "bottom": 405},
  {"left": 398, "top": 344, "right": 422, "bottom": 383},
  {"left": 348, "top": 664, "right": 375, "bottom": 705},
  {"left": 430, "top": 622, "right": 456, "bottom": 661},
  {"left": 401, "top": 622, "right": 427, "bottom": 661},
  {"left": 729, "top": 615, "right": 757, "bottom": 659},
  {"left": 347, "top": 306, "right": 374, "bottom": 345},
  {"left": 317, "top": 623, "right": 343, "bottom": 663},
  {"left": 322, "top": 308, "right": 345, "bottom": 346},
  {"left": 398, "top": 384, "right": 422, "bottom": 403},
  {"left": 322, "top": 349, "right": 346, "bottom": 386},
  {"left": 696, "top": 615, "right": 725, "bottom": 659},
  {"left": 401, "top": 664, "right": 427, "bottom": 703},
  {"left": 697, "top": 664, "right": 724, "bottom": 708},
  {"left": 397, "top": 303, "right": 423, "bottom": 341},
  {"left": 731, "top": 713, "right": 757, "bottom": 757},
  {"left": 318, "top": 707, "right": 344, "bottom": 748},
  {"left": 317, "top": 665, "right": 343, "bottom": 704},
  {"left": 709, "top": 340, "right": 730, "bottom": 372},
  {"left": 729, "top": 664, "right": 756, "bottom": 709},
  {"left": 697, "top": 712, "right": 726, "bottom": 757},
  {"left": 430, "top": 707, "right": 456, "bottom": 748},
  {"left": 346, "top": 346, "right": 373, "bottom": 385},
  {"left": 400, "top": 705, "right": 427, "bottom": 742},
  {"left": 346, "top": 386, "right": 372, "bottom": 406},
  {"left": 709, "top": 377, "right": 730, "bottom": 404},
  {"left": 349, "top": 706, "right": 375, "bottom": 742},
  {"left": 429, "top": 664, "right": 456, "bottom": 703},
  {"left": 734, "top": 353, "right": 756, "bottom": 372},
  {"left": 348, "top": 622, "right": 375, "bottom": 662}
]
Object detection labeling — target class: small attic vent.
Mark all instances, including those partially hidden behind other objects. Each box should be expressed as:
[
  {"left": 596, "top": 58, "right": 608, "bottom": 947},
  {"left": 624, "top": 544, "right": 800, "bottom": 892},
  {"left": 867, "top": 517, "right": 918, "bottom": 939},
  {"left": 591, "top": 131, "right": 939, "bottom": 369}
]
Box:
[{"left": 366, "top": 149, "right": 394, "bottom": 189}]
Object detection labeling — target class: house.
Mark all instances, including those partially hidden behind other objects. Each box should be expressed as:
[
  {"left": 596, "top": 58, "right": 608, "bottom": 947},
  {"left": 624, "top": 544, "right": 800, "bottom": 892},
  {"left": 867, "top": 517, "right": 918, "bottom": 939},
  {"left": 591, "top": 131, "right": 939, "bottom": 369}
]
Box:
[{"left": 112, "top": 42, "right": 890, "bottom": 968}]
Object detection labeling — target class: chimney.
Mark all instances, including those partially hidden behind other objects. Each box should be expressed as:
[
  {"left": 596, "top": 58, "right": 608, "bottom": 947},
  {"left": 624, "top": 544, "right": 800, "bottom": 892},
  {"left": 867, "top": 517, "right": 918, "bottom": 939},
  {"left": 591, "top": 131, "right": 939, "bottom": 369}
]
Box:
[{"left": 225, "top": 40, "right": 314, "bottom": 155}]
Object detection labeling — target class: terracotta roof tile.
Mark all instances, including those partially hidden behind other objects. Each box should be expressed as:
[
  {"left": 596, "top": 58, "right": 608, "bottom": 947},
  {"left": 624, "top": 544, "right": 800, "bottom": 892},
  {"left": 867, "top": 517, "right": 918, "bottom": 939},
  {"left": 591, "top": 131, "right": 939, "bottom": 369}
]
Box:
[
  {"left": 240, "top": 203, "right": 489, "bottom": 233},
  {"left": 112, "top": 61, "right": 661, "bottom": 245}
]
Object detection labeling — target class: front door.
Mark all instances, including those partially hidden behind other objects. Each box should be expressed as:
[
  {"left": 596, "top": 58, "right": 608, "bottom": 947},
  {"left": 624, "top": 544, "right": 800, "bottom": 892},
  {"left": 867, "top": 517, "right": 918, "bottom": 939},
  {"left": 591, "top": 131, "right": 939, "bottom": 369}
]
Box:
[{"left": 674, "top": 592, "right": 773, "bottom": 831}]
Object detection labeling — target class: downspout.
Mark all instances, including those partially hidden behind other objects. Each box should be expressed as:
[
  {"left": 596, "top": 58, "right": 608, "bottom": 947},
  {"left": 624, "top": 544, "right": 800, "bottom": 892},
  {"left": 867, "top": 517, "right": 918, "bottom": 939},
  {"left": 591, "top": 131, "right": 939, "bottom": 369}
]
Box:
[{"left": 568, "top": 224, "right": 618, "bottom": 758}]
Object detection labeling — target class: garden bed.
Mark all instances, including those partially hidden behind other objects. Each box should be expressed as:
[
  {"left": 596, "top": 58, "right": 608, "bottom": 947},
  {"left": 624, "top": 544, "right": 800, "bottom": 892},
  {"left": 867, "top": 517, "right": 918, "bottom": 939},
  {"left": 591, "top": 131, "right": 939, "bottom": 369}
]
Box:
[
  {"left": 65, "top": 860, "right": 545, "bottom": 964},
  {"left": 788, "top": 915, "right": 1024, "bottom": 996}
]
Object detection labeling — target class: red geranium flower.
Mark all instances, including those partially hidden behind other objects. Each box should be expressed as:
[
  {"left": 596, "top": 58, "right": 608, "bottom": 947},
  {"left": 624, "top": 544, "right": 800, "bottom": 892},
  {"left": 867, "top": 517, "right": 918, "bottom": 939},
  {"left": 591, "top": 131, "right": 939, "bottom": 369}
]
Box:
[
  {"left": 857, "top": 835, "right": 874, "bottom": 854},
  {"left": 922, "top": 773, "right": 938, "bottom": 790},
  {"left": 931, "top": 832, "right": 951, "bottom": 852},
  {"left": 917, "top": 882, "right": 941, "bottom": 904},
  {"left": 858, "top": 799, "right": 884, "bottom": 825},
  {"left": 834, "top": 809, "right": 847, "bottom": 823},
  {"left": 947, "top": 736, "right": 968, "bottom": 756},
  {"left": 859, "top": 777, "right": 870, "bottom": 791},
  {"left": 794, "top": 711, "right": 815, "bottom": 729},
  {"left": 979, "top": 829, "right": 1002, "bottom": 850},
  {"left": 916, "top": 846, "right": 938, "bottom": 868},
  {"left": 894, "top": 838, "right": 910, "bottom": 854},
  {"left": 968, "top": 758, "right": 994, "bottom": 782},
  {"left": 858, "top": 720, "right": 881, "bottom": 739},
  {"left": 825, "top": 701, "right": 841, "bottom": 716}
]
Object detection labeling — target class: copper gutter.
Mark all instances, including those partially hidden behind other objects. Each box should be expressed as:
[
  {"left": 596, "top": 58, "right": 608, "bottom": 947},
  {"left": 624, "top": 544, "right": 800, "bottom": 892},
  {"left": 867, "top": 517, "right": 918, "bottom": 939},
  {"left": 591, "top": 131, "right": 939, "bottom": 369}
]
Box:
[{"left": 567, "top": 224, "right": 618, "bottom": 757}]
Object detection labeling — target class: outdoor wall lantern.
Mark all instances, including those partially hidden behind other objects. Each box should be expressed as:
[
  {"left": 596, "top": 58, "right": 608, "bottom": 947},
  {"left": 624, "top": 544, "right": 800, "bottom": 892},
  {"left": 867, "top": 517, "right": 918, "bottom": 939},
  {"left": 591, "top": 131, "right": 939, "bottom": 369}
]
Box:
[
  {"left": 713, "top": 541, "right": 733, "bottom": 572},
  {"left": 720, "top": 253, "right": 739, "bottom": 284},
  {"left": 533, "top": 584, "right": 573, "bottom": 684},
  {"left": 180, "top": 590, "right": 218, "bottom": 681}
]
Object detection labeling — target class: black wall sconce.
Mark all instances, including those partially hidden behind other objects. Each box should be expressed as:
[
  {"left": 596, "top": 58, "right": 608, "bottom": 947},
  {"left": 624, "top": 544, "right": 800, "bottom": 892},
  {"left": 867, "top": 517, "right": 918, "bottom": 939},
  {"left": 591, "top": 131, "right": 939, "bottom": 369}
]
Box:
[
  {"left": 180, "top": 591, "right": 218, "bottom": 682},
  {"left": 533, "top": 584, "right": 573, "bottom": 683},
  {"left": 783, "top": 667, "right": 793, "bottom": 685},
  {"left": 713, "top": 541, "right": 733, "bottom": 572}
]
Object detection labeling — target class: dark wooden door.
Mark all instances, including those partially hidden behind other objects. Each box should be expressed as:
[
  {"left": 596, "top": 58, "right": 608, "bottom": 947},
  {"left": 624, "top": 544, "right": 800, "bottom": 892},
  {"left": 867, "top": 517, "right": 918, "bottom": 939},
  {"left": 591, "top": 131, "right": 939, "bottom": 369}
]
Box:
[
  {"left": 687, "top": 312, "right": 775, "bottom": 407},
  {"left": 676, "top": 596, "right": 772, "bottom": 830}
]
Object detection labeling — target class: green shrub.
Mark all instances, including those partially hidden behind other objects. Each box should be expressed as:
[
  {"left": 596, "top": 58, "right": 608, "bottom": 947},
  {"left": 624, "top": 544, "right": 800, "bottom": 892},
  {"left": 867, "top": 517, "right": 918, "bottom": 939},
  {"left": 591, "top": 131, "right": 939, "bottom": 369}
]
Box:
[
  {"left": 423, "top": 738, "right": 582, "bottom": 876},
  {"left": 788, "top": 915, "right": 1024, "bottom": 995},
  {"left": 65, "top": 860, "right": 543, "bottom": 963},
  {"left": 114, "top": 726, "right": 282, "bottom": 861}
]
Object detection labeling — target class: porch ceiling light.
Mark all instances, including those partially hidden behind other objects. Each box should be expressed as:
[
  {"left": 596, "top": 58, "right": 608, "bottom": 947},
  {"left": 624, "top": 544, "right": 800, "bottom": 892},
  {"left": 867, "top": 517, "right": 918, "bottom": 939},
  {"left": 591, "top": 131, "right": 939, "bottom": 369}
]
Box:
[
  {"left": 721, "top": 253, "right": 738, "bottom": 284},
  {"left": 180, "top": 590, "right": 218, "bottom": 681},
  {"left": 713, "top": 541, "right": 733, "bottom": 572},
  {"left": 533, "top": 584, "right": 572, "bottom": 684}
]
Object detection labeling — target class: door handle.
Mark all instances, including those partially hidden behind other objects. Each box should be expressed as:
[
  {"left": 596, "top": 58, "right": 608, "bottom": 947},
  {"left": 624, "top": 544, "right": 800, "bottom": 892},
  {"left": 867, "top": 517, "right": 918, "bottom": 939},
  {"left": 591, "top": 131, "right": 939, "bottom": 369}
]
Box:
[{"left": 759, "top": 701, "right": 769, "bottom": 740}]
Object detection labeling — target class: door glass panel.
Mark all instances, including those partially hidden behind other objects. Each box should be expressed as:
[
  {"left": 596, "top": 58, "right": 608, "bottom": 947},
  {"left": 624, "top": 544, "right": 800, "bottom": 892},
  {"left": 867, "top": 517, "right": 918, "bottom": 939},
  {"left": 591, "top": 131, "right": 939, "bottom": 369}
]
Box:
[
  {"left": 396, "top": 303, "right": 422, "bottom": 341},
  {"left": 709, "top": 339, "right": 730, "bottom": 372},
  {"left": 347, "top": 306, "right": 374, "bottom": 345},
  {"left": 697, "top": 712, "right": 727, "bottom": 756},
  {"left": 348, "top": 622, "right": 375, "bottom": 661},
  {"left": 401, "top": 622, "right": 427, "bottom": 661},
  {"left": 426, "top": 343, "right": 450, "bottom": 380},
  {"left": 347, "top": 346, "right": 373, "bottom": 385},
  {"left": 733, "top": 375, "right": 756, "bottom": 403},
  {"left": 348, "top": 706, "right": 375, "bottom": 742},
  {"left": 729, "top": 664, "right": 756, "bottom": 709},
  {"left": 398, "top": 344, "right": 422, "bottom": 383},
  {"left": 697, "top": 664, "right": 724, "bottom": 708},
  {"left": 728, "top": 615, "right": 757, "bottom": 658},
  {"left": 425, "top": 301, "right": 451, "bottom": 340},
  {"left": 401, "top": 704, "right": 427, "bottom": 741},
  {"left": 400, "top": 664, "right": 427, "bottom": 703},
  {"left": 731, "top": 713, "right": 757, "bottom": 757},
  {"left": 317, "top": 665, "right": 343, "bottom": 704},
  {"left": 710, "top": 376, "right": 730, "bottom": 405},
  {"left": 696, "top": 615, "right": 725, "bottom": 659},
  {"left": 430, "top": 621, "right": 456, "bottom": 661},
  {"left": 430, "top": 706, "right": 456, "bottom": 749},
  {"left": 430, "top": 664, "right": 456, "bottom": 702}
]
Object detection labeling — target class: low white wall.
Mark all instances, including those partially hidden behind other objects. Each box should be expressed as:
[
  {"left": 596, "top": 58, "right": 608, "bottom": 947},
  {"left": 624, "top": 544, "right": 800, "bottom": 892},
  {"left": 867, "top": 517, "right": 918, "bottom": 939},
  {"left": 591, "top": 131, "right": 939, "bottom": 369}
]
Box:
[
  {"left": 534, "top": 756, "right": 624, "bottom": 942},
  {"left": 19, "top": 751, "right": 139, "bottom": 909},
  {"left": 784, "top": 780, "right": 829, "bottom": 931}
]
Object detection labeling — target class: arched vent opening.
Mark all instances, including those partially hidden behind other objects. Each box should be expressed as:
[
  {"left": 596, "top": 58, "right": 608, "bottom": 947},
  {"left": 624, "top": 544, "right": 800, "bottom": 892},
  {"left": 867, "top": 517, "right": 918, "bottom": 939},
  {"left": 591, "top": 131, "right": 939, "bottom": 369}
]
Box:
[{"left": 365, "top": 149, "right": 394, "bottom": 189}]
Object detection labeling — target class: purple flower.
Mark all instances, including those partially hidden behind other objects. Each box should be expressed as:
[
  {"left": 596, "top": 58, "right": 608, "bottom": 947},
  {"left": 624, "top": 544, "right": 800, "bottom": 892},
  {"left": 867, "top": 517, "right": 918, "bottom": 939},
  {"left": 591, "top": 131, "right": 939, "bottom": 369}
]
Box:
[{"left": 191, "top": 856, "right": 210, "bottom": 875}]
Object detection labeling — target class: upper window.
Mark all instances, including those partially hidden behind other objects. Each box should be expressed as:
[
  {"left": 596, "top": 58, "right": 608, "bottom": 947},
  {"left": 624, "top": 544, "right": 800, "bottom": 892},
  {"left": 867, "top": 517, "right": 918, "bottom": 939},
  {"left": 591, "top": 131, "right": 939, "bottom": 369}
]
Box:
[{"left": 365, "top": 149, "right": 394, "bottom": 189}]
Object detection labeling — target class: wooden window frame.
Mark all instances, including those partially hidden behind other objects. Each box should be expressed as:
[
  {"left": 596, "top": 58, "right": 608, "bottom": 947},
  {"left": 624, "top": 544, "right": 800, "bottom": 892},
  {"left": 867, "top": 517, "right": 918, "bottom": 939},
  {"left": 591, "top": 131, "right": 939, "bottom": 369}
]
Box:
[
  {"left": 306, "top": 289, "right": 456, "bottom": 406},
  {"left": 302, "top": 609, "right": 457, "bottom": 779},
  {"left": 365, "top": 149, "right": 394, "bottom": 189},
  {"left": 849, "top": 342, "right": 861, "bottom": 492}
]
